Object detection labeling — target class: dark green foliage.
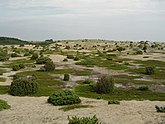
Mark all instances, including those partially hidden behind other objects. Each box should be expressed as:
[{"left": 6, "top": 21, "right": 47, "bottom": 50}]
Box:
[
  {"left": 12, "top": 64, "right": 25, "bottom": 71},
  {"left": 63, "top": 58, "right": 68, "bottom": 62},
  {"left": 155, "top": 105, "right": 165, "bottom": 113},
  {"left": 64, "top": 74, "right": 70, "bottom": 81},
  {"left": 95, "top": 75, "right": 115, "bottom": 94},
  {"left": 137, "top": 86, "right": 149, "bottom": 91},
  {"left": 145, "top": 66, "right": 155, "bottom": 75},
  {"left": 48, "top": 90, "right": 81, "bottom": 106},
  {"left": 44, "top": 61, "right": 55, "bottom": 71},
  {"left": 10, "top": 76, "right": 38, "bottom": 96},
  {"left": 0, "top": 49, "right": 9, "bottom": 61},
  {"left": 11, "top": 53, "right": 20, "bottom": 57},
  {"left": 36, "top": 57, "right": 51, "bottom": 64},
  {"left": 67, "top": 55, "right": 74, "bottom": 59},
  {"left": 108, "top": 100, "right": 120, "bottom": 104},
  {"left": 68, "top": 115, "right": 101, "bottom": 124},
  {"left": 0, "top": 99, "right": 10, "bottom": 111},
  {"left": 82, "top": 79, "right": 94, "bottom": 84},
  {"left": 24, "top": 52, "right": 31, "bottom": 56},
  {"left": 74, "top": 56, "right": 79, "bottom": 61},
  {"left": 31, "top": 53, "right": 39, "bottom": 60},
  {"left": 0, "top": 37, "right": 28, "bottom": 45},
  {"left": 136, "top": 50, "right": 143, "bottom": 55}
]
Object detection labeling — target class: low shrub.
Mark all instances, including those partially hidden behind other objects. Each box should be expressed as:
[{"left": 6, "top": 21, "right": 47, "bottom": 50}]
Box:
[
  {"left": 95, "top": 75, "right": 115, "bottom": 94},
  {"left": 36, "top": 57, "right": 51, "bottom": 64},
  {"left": 48, "top": 90, "right": 81, "bottom": 106},
  {"left": 44, "top": 60, "right": 55, "bottom": 71},
  {"left": 155, "top": 105, "right": 165, "bottom": 113},
  {"left": 12, "top": 64, "right": 25, "bottom": 71},
  {"left": 108, "top": 100, "right": 120, "bottom": 104},
  {"left": 67, "top": 55, "right": 74, "bottom": 59},
  {"left": 11, "top": 53, "right": 20, "bottom": 57},
  {"left": 136, "top": 50, "right": 143, "bottom": 55},
  {"left": 0, "top": 99, "right": 10, "bottom": 111},
  {"left": 68, "top": 115, "right": 101, "bottom": 124},
  {"left": 31, "top": 53, "right": 39, "bottom": 60},
  {"left": 64, "top": 74, "right": 70, "bottom": 81},
  {"left": 63, "top": 58, "right": 68, "bottom": 62},
  {"left": 137, "top": 86, "right": 149, "bottom": 91},
  {"left": 10, "top": 76, "right": 38, "bottom": 96},
  {"left": 74, "top": 56, "right": 79, "bottom": 61},
  {"left": 145, "top": 66, "right": 155, "bottom": 75},
  {"left": 82, "top": 79, "right": 94, "bottom": 84}
]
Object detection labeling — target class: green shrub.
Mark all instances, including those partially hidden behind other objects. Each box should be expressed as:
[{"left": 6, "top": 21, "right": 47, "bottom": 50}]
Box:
[
  {"left": 11, "top": 53, "right": 20, "bottom": 57},
  {"left": 67, "top": 55, "right": 74, "bottom": 59},
  {"left": 108, "top": 100, "right": 120, "bottom": 104},
  {"left": 95, "top": 75, "right": 114, "bottom": 94},
  {"left": 136, "top": 50, "right": 143, "bottom": 55},
  {"left": 31, "top": 53, "right": 39, "bottom": 60},
  {"left": 145, "top": 66, "right": 155, "bottom": 75},
  {"left": 44, "top": 61, "right": 55, "bottom": 71},
  {"left": 68, "top": 115, "right": 101, "bottom": 124},
  {"left": 155, "top": 105, "right": 165, "bottom": 113},
  {"left": 24, "top": 52, "right": 31, "bottom": 56},
  {"left": 64, "top": 74, "right": 70, "bottom": 81},
  {"left": 36, "top": 57, "right": 51, "bottom": 64},
  {"left": 0, "top": 49, "right": 9, "bottom": 61},
  {"left": 12, "top": 65, "right": 21, "bottom": 71},
  {"left": 137, "top": 86, "right": 149, "bottom": 91},
  {"left": 82, "top": 79, "right": 94, "bottom": 84},
  {"left": 74, "top": 56, "right": 79, "bottom": 61},
  {"left": 10, "top": 76, "right": 38, "bottom": 96},
  {"left": 48, "top": 90, "right": 81, "bottom": 106},
  {"left": 63, "top": 58, "right": 68, "bottom": 62},
  {"left": 12, "top": 64, "right": 25, "bottom": 71},
  {"left": 0, "top": 99, "right": 10, "bottom": 111}
]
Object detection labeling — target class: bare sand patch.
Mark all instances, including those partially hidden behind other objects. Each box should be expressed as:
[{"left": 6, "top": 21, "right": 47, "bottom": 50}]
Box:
[{"left": 0, "top": 95, "right": 165, "bottom": 124}]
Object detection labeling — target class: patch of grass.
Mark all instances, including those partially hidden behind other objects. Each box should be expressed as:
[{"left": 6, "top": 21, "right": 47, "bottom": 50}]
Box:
[
  {"left": 0, "top": 99, "right": 10, "bottom": 111},
  {"left": 113, "top": 75, "right": 142, "bottom": 79},
  {"left": 0, "top": 77, "right": 6, "bottom": 82},
  {"left": 0, "top": 69, "right": 6, "bottom": 75},
  {"left": 59, "top": 104, "right": 94, "bottom": 111},
  {"left": 0, "top": 86, "right": 9, "bottom": 94},
  {"left": 74, "top": 85, "right": 165, "bottom": 101},
  {"left": 16, "top": 71, "right": 64, "bottom": 96}
]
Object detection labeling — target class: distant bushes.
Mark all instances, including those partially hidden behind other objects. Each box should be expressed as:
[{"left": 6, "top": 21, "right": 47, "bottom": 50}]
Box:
[
  {"left": 67, "top": 55, "right": 74, "bottom": 59},
  {"left": 36, "top": 57, "right": 51, "bottom": 64},
  {"left": 137, "top": 86, "right": 149, "bottom": 91},
  {"left": 95, "top": 75, "right": 115, "bottom": 94},
  {"left": 31, "top": 53, "right": 39, "bottom": 60},
  {"left": 108, "top": 100, "right": 120, "bottom": 105},
  {"left": 12, "top": 64, "right": 25, "bottom": 71},
  {"left": 64, "top": 74, "right": 70, "bottom": 81},
  {"left": 11, "top": 53, "right": 21, "bottom": 57},
  {"left": 136, "top": 50, "right": 143, "bottom": 55},
  {"left": 68, "top": 115, "right": 101, "bottom": 124},
  {"left": 0, "top": 99, "right": 10, "bottom": 111},
  {"left": 145, "top": 66, "right": 155, "bottom": 75},
  {"left": 155, "top": 105, "right": 165, "bottom": 113},
  {"left": 48, "top": 90, "right": 81, "bottom": 106},
  {"left": 10, "top": 75, "right": 38, "bottom": 96}
]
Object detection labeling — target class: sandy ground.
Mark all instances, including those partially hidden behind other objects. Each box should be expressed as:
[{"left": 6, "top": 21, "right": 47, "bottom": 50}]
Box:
[{"left": 0, "top": 94, "right": 165, "bottom": 124}]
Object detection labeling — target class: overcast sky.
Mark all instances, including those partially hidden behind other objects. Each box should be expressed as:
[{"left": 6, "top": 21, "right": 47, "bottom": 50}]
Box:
[{"left": 0, "top": 0, "right": 165, "bottom": 41}]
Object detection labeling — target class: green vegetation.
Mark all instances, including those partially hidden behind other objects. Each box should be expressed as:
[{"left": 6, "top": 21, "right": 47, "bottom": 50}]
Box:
[
  {"left": 12, "top": 64, "right": 25, "bottom": 71},
  {"left": 64, "top": 73, "right": 70, "bottom": 81},
  {"left": 0, "top": 37, "right": 28, "bottom": 45},
  {"left": 0, "top": 77, "right": 6, "bottom": 82},
  {"left": 108, "top": 100, "right": 120, "bottom": 104},
  {"left": 48, "top": 90, "right": 81, "bottom": 106},
  {"left": 0, "top": 69, "right": 6, "bottom": 75},
  {"left": 74, "top": 85, "right": 165, "bottom": 101},
  {"left": 10, "top": 76, "right": 38, "bottom": 96},
  {"left": 155, "top": 105, "right": 165, "bottom": 113},
  {"left": 43, "top": 61, "right": 55, "bottom": 71},
  {"left": 31, "top": 53, "right": 39, "bottom": 60},
  {"left": 0, "top": 99, "right": 10, "bottom": 111},
  {"left": 137, "top": 86, "right": 149, "bottom": 91},
  {"left": 95, "top": 75, "right": 114, "bottom": 94},
  {"left": 0, "top": 49, "right": 9, "bottom": 61},
  {"left": 68, "top": 115, "right": 101, "bottom": 124},
  {"left": 59, "top": 104, "right": 94, "bottom": 111},
  {"left": 0, "top": 86, "right": 9, "bottom": 94},
  {"left": 36, "top": 57, "right": 51, "bottom": 64},
  {"left": 145, "top": 66, "right": 155, "bottom": 75}
]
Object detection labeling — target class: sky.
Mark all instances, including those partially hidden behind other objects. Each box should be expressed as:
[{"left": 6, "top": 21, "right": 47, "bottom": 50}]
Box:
[{"left": 0, "top": 0, "right": 165, "bottom": 41}]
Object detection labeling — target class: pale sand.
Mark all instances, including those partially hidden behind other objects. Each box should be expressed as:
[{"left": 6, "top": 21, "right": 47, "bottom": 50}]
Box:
[{"left": 0, "top": 95, "right": 165, "bottom": 124}]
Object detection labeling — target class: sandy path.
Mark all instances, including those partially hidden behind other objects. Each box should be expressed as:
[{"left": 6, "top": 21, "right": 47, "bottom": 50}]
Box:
[{"left": 0, "top": 95, "right": 165, "bottom": 124}]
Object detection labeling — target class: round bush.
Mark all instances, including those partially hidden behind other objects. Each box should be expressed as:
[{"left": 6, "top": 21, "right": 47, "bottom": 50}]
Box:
[
  {"left": 10, "top": 77, "right": 38, "bottom": 96},
  {"left": 12, "top": 65, "right": 20, "bottom": 71},
  {"left": 31, "top": 53, "right": 39, "bottom": 60},
  {"left": 95, "top": 75, "right": 114, "bottom": 94},
  {"left": 48, "top": 90, "right": 81, "bottom": 106},
  {"left": 64, "top": 74, "right": 70, "bottom": 81},
  {"left": 44, "top": 61, "right": 55, "bottom": 71},
  {"left": 145, "top": 66, "right": 155, "bottom": 75},
  {"left": 36, "top": 57, "right": 51, "bottom": 64}
]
